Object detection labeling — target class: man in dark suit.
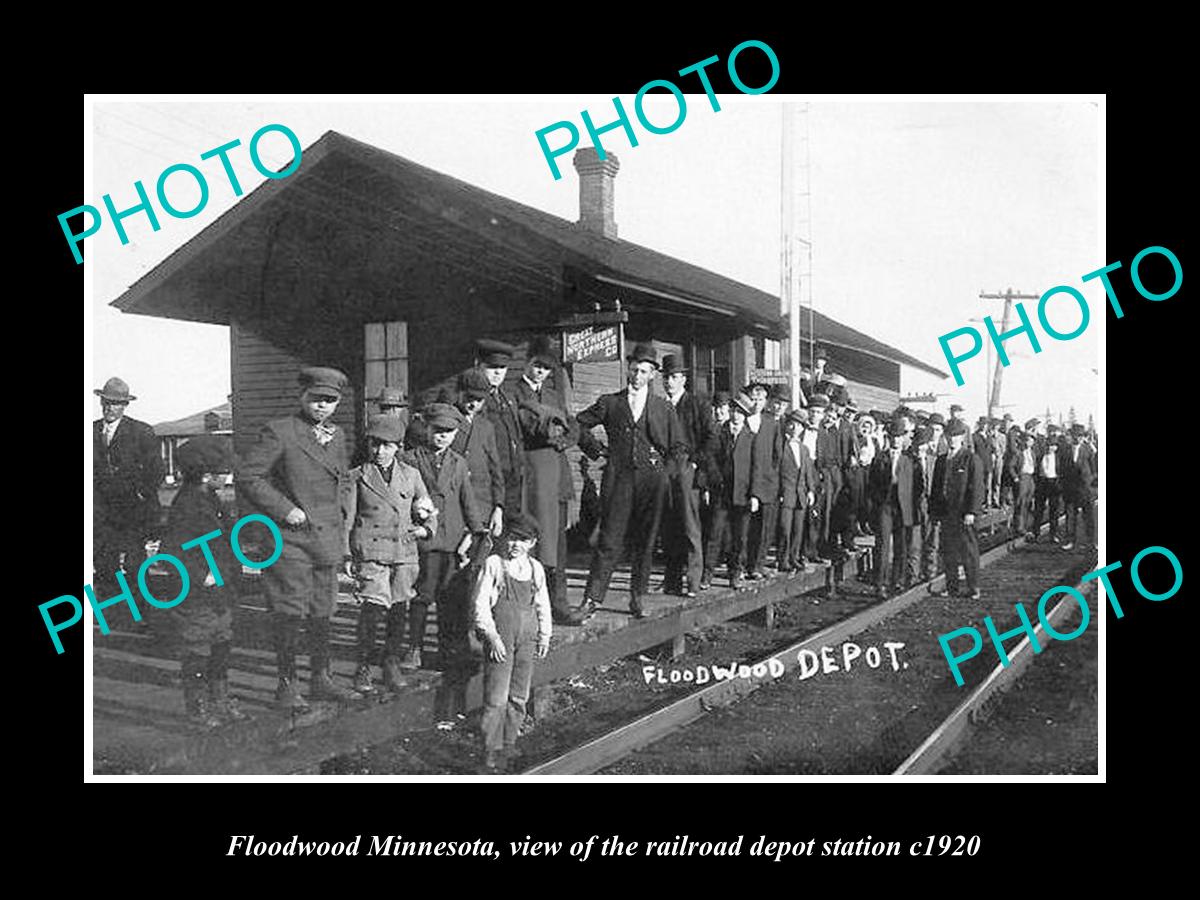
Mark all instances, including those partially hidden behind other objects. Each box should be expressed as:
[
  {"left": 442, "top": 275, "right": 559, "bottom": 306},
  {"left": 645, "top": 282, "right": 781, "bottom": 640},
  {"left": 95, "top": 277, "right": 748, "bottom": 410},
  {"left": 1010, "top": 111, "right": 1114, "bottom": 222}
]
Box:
[
  {"left": 660, "top": 354, "right": 714, "bottom": 598},
  {"left": 475, "top": 339, "right": 525, "bottom": 515},
  {"left": 778, "top": 408, "right": 816, "bottom": 572},
  {"left": 703, "top": 392, "right": 756, "bottom": 587},
  {"left": 1061, "top": 423, "right": 1097, "bottom": 550},
  {"left": 1034, "top": 424, "right": 1067, "bottom": 542},
  {"left": 93, "top": 377, "right": 164, "bottom": 593},
  {"left": 452, "top": 368, "right": 506, "bottom": 538},
  {"left": 869, "top": 420, "right": 919, "bottom": 598},
  {"left": 575, "top": 343, "right": 688, "bottom": 620},
  {"left": 973, "top": 417, "right": 994, "bottom": 508},
  {"left": 744, "top": 381, "right": 781, "bottom": 579},
  {"left": 237, "top": 367, "right": 358, "bottom": 710},
  {"left": 928, "top": 419, "right": 985, "bottom": 600}
]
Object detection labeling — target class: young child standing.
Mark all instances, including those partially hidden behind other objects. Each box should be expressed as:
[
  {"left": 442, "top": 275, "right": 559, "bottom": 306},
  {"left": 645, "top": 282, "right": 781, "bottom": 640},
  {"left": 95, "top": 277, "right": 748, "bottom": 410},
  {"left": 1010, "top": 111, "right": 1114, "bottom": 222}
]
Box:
[
  {"left": 405, "top": 402, "right": 484, "bottom": 674},
  {"left": 472, "top": 512, "right": 551, "bottom": 773},
  {"left": 163, "top": 435, "right": 245, "bottom": 727},
  {"left": 343, "top": 414, "right": 437, "bottom": 694}
]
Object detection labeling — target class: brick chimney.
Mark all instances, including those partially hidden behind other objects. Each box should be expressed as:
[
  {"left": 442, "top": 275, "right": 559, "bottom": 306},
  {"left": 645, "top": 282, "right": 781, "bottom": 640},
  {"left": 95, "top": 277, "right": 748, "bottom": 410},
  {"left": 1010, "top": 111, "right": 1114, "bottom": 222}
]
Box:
[{"left": 573, "top": 147, "right": 620, "bottom": 240}]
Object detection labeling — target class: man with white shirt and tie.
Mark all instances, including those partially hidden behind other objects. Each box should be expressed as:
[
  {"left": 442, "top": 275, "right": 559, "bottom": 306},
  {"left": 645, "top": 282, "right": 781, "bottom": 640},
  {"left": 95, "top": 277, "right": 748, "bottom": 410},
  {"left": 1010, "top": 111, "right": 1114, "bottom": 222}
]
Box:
[
  {"left": 574, "top": 343, "right": 688, "bottom": 621},
  {"left": 869, "top": 420, "right": 918, "bottom": 599},
  {"left": 1033, "top": 423, "right": 1067, "bottom": 543},
  {"left": 93, "top": 376, "right": 163, "bottom": 595}
]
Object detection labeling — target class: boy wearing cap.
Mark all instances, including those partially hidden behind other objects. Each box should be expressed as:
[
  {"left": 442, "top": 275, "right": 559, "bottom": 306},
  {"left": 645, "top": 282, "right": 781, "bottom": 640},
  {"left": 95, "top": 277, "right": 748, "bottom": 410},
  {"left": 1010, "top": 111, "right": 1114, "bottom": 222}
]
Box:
[
  {"left": 472, "top": 512, "right": 551, "bottom": 773},
  {"left": 778, "top": 409, "right": 816, "bottom": 573},
  {"left": 929, "top": 420, "right": 984, "bottom": 600},
  {"left": 343, "top": 415, "right": 437, "bottom": 693},
  {"left": 163, "top": 435, "right": 244, "bottom": 726},
  {"left": 238, "top": 366, "right": 358, "bottom": 710},
  {"left": 405, "top": 402, "right": 484, "bottom": 680},
  {"left": 93, "top": 376, "right": 164, "bottom": 593}
]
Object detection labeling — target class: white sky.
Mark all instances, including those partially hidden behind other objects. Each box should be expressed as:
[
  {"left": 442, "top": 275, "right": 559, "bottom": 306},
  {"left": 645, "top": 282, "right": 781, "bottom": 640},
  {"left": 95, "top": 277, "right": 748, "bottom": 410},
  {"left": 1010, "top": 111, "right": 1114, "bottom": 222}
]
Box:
[{"left": 88, "top": 97, "right": 1099, "bottom": 428}]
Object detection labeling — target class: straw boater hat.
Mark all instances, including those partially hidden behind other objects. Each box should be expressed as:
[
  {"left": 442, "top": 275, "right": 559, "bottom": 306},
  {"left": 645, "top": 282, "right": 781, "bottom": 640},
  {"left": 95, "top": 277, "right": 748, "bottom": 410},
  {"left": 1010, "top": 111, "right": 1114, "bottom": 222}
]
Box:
[{"left": 731, "top": 392, "right": 754, "bottom": 416}]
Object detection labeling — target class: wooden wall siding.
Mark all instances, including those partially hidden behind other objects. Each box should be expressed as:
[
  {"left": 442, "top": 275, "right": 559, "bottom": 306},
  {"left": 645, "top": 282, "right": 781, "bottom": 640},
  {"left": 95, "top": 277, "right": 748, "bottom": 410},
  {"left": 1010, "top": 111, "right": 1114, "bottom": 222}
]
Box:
[{"left": 845, "top": 379, "right": 899, "bottom": 414}]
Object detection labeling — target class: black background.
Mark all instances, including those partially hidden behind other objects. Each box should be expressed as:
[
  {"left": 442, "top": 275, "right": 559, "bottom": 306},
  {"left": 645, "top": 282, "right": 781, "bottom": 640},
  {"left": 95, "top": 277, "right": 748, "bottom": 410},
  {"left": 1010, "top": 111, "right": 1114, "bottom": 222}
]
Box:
[{"left": 24, "top": 25, "right": 1188, "bottom": 875}]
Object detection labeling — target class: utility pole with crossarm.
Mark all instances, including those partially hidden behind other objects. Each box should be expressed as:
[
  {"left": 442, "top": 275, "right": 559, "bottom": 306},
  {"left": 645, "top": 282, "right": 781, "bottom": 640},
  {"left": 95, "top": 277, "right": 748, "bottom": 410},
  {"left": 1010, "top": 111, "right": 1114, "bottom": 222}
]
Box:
[{"left": 979, "top": 288, "right": 1041, "bottom": 420}]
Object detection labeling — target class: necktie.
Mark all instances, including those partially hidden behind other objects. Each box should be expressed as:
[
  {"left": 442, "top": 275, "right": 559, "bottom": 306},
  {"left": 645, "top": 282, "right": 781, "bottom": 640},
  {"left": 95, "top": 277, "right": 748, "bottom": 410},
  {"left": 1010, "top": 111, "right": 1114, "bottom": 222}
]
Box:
[{"left": 312, "top": 423, "right": 336, "bottom": 446}]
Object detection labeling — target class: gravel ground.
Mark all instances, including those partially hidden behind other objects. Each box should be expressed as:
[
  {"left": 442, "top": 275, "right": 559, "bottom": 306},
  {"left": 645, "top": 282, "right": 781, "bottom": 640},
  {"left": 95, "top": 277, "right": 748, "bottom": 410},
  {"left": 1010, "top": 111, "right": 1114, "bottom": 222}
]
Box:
[
  {"left": 602, "top": 541, "right": 1096, "bottom": 775},
  {"left": 940, "top": 589, "right": 1098, "bottom": 775}
]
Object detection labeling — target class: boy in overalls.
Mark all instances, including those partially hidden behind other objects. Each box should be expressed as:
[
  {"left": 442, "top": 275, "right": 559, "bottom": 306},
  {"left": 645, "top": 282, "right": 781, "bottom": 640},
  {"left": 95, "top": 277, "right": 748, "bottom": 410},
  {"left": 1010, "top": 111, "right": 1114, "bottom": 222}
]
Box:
[{"left": 472, "top": 513, "right": 551, "bottom": 773}]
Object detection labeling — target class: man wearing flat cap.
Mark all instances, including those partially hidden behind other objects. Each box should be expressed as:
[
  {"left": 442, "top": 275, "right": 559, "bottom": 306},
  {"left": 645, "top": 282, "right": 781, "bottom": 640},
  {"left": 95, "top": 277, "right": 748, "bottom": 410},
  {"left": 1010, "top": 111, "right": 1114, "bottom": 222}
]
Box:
[
  {"left": 660, "top": 354, "right": 714, "bottom": 598},
  {"left": 93, "top": 376, "right": 164, "bottom": 595},
  {"left": 238, "top": 366, "right": 358, "bottom": 709},
  {"left": 474, "top": 338, "right": 525, "bottom": 515},
  {"left": 575, "top": 342, "right": 688, "bottom": 621}
]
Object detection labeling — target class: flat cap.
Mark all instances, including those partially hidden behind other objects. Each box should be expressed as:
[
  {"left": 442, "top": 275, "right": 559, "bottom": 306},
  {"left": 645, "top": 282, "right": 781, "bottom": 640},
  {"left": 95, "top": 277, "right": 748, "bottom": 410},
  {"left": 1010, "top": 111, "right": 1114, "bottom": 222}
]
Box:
[
  {"left": 476, "top": 338, "right": 515, "bottom": 366},
  {"left": 457, "top": 368, "right": 491, "bottom": 400},
  {"left": 732, "top": 392, "right": 755, "bottom": 416},
  {"left": 424, "top": 402, "right": 463, "bottom": 431},
  {"left": 377, "top": 385, "right": 407, "bottom": 408},
  {"left": 504, "top": 511, "right": 541, "bottom": 542},
  {"left": 946, "top": 419, "right": 969, "bottom": 437},
  {"left": 928, "top": 413, "right": 946, "bottom": 426},
  {"left": 299, "top": 366, "right": 348, "bottom": 398},
  {"left": 808, "top": 392, "right": 830, "bottom": 408},
  {"left": 786, "top": 408, "right": 809, "bottom": 426},
  {"left": 365, "top": 414, "right": 405, "bottom": 444},
  {"left": 712, "top": 390, "right": 732, "bottom": 407}
]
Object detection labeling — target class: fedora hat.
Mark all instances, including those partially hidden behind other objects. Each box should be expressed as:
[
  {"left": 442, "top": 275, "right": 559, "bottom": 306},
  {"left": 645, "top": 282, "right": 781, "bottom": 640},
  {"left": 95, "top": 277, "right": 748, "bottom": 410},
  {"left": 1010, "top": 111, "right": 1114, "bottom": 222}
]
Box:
[
  {"left": 626, "top": 342, "right": 659, "bottom": 368},
  {"left": 95, "top": 376, "right": 136, "bottom": 403},
  {"left": 527, "top": 335, "right": 559, "bottom": 368},
  {"left": 660, "top": 354, "right": 687, "bottom": 377}
]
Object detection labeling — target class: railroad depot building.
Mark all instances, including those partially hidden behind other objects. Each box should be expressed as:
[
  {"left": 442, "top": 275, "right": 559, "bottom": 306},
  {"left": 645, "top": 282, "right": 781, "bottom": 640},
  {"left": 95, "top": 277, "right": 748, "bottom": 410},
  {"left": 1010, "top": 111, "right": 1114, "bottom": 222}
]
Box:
[{"left": 112, "top": 131, "right": 944, "bottom": 514}]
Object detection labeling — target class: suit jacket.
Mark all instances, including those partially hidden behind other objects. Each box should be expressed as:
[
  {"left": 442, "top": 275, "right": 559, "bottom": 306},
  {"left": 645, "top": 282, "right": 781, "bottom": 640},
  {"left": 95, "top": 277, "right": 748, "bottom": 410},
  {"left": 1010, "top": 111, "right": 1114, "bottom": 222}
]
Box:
[
  {"left": 343, "top": 460, "right": 436, "bottom": 564},
  {"left": 973, "top": 432, "right": 994, "bottom": 475},
  {"left": 711, "top": 423, "right": 755, "bottom": 508},
  {"left": 911, "top": 448, "right": 935, "bottom": 524},
  {"left": 452, "top": 412, "right": 505, "bottom": 517},
  {"left": 669, "top": 390, "right": 716, "bottom": 488},
  {"left": 405, "top": 445, "right": 482, "bottom": 553},
  {"left": 931, "top": 446, "right": 984, "bottom": 520},
  {"left": 869, "top": 447, "right": 918, "bottom": 526},
  {"left": 236, "top": 415, "right": 350, "bottom": 565},
  {"left": 93, "top": 416, "right": 163, "bottom": 533},
  {"left": 576, "top": 390, "right": 688, "bottom": 475},
  {"left": 162, "top": 482, "right": 239, "bottom": 595},
  {"left": 837, "top": 418, "right": 860, "bottom": 469},
  {"left": 779, "top": 439, "right": 816, "bottom": 510},
  {"left": 748, "top": 414, "right": 781, "bottom": 503},
  {"left": 1062, "top": 442, "right": 1097, "bottom": 501},
  {"left": 481, "top": 379, "right": 525, "bottom": 498}
]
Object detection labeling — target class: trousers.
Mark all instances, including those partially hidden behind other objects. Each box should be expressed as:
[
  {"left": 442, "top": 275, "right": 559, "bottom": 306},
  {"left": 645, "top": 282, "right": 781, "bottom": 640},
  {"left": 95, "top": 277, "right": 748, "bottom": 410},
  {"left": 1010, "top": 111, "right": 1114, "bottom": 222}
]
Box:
[
  {"left": 747, "top": 502, "right": 779, "bottom": 573},
  {"left": 584, "top": 463, "right": 667, "bottom": 603},
  {"left": 875, "top": 502, "right": 913, "bottom": 590},
  {"left": 264, "top": 544, "right": 336, "bottom": 619},
  {"left": 777, "top": 505, "right": 811, "bottom": 570},
  {"left": 941, "top": 516, "right": 979, "bottom": 593},
  {"left": 480, "top": 575, "right": 538, "bottom": 752},
  {"left": 663, "top": 462, "right": 704, "bottom": 591},
  {"left": 1034, "top": 477, "right": 1062, "bottom": 539}
]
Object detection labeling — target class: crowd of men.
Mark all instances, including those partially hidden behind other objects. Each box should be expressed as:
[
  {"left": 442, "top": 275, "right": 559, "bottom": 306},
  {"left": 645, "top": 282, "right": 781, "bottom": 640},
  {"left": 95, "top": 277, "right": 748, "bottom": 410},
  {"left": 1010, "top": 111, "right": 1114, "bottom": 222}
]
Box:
[{"left": 92, "top": 340, "right": 1098, "bottom": 721}]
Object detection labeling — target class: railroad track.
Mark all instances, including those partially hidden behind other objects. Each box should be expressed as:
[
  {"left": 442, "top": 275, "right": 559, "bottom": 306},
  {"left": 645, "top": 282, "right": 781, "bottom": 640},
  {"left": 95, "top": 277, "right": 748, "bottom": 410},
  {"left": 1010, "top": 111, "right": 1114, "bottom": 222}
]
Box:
[{"left": 521, "top": 515, "right": 1080, "bottom": 775}]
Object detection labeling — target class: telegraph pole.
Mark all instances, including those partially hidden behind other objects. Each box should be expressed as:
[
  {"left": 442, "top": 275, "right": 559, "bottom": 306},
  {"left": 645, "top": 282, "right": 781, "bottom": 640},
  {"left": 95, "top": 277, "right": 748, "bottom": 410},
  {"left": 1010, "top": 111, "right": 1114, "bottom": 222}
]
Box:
[{"left": 979, "top": 288, "right": 1040, "bottom": 419}]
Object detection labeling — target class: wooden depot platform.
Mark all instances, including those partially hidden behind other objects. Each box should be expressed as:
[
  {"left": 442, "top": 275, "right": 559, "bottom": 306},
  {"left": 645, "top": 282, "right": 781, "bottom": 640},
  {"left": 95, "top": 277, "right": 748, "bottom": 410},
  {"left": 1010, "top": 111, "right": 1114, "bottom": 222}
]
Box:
[{"left": 93, "top": 507, "right": 1012, "bottom": 774}]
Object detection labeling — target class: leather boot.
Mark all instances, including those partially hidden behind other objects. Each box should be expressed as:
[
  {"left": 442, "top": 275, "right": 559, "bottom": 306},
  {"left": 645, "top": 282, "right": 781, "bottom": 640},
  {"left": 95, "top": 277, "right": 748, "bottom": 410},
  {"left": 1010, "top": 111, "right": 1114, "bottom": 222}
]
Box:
[
  {"left": 308, "top": 617, "right": 357, "bottom": 701},
  {"left": 354, "top": 603, "right": 383, "bottom": 694},
  {"left": 273, "top": 613, "right": 310, "bottom": 713},
  {"left": 382, "top": 604, "right": 407, "bottom": 690},
  {"left": 182, "top": 654, "right": 220, "bottom": 727},
  {"left": 207, "top": 641, "right": 247, "bottom": 722}
]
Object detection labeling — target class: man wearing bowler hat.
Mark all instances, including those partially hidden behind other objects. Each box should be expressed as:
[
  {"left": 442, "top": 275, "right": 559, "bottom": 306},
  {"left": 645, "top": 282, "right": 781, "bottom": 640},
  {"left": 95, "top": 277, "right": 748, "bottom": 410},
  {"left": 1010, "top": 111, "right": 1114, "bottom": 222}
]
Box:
[
  {"left": 93, "top": 376, "right": 164, "bottom": 592},
  {"left": 660, "top": 354, "right": 714, "bottom": 598},
  {"left": 575, "top": 342, "right": 688, "bottom": 621},
  {"left": 238, "top": 366, "right": 358, "bottom": 710}
]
